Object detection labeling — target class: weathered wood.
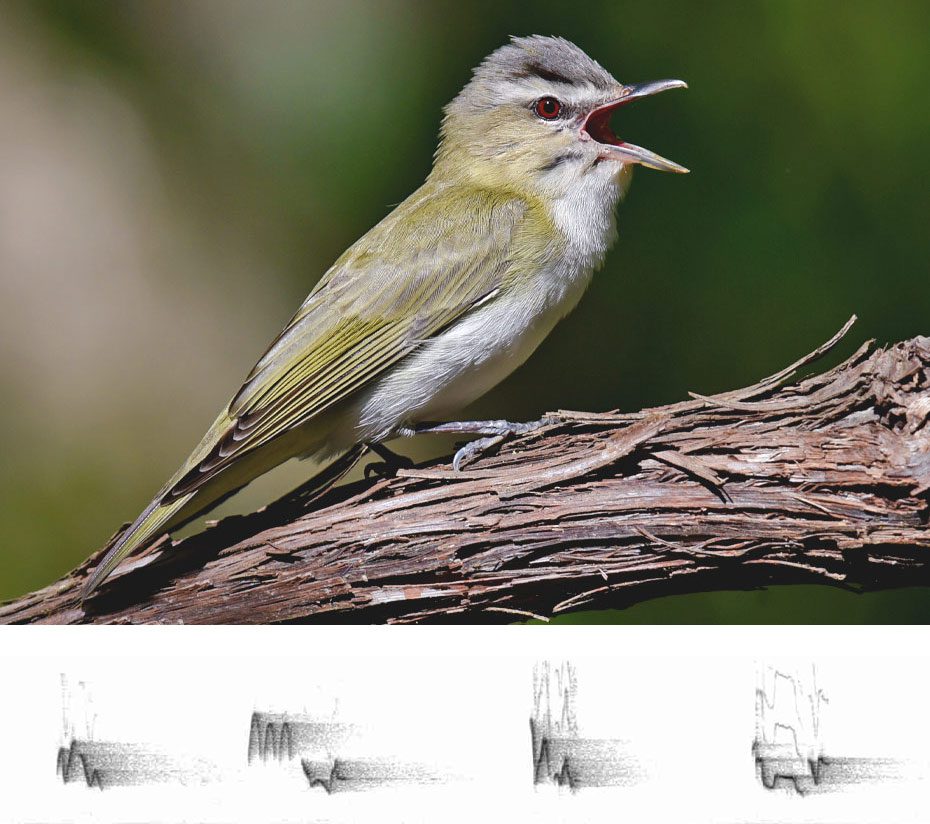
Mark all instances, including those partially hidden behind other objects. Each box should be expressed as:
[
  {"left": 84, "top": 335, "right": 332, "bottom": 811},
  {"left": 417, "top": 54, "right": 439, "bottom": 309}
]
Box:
[{"left": 3, "top": 316, "right": 929, "bottom": 624}]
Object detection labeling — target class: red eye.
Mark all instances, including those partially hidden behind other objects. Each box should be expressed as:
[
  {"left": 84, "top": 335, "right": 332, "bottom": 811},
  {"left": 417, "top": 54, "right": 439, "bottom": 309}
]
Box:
[{"left": 534, "top": 96, "right": 561, "bottom": 119}]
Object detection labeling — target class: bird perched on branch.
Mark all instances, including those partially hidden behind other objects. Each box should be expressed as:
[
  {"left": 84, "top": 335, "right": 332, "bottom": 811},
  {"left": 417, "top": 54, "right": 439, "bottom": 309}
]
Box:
[{"left": 83, "top": 35, "right": 688, "bottom": 597}]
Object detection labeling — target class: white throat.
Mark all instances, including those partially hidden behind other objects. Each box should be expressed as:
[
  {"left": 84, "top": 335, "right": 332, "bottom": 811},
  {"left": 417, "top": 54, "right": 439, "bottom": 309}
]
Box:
[
  {"left": 547, "top": 162, "right": 631, "bottom": 272},
  {"left": 330, "top": 164, "right": 631, "bottom": 452}
]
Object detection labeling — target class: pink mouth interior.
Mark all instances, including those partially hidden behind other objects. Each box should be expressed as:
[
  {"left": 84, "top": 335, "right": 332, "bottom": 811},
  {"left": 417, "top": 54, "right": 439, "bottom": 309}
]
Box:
[{"left": 583, "top": 101, "right": 625, "bottom": 146}]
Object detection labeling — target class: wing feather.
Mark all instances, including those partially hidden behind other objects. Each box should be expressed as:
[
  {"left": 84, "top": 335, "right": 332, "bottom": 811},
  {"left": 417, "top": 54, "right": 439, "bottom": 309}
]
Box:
[{"left": 167, "top": 186, "right": 527, "bottom": 499}]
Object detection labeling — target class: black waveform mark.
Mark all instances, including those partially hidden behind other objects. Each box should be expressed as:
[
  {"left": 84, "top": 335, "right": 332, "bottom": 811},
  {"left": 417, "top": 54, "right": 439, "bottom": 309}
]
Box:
[
  {"left": 753, "top": 664, "right": 905, "bottom": 795},
  {"left": 56, "top": 737, "right": 215, "bottom": 790},
  {"left": 56, "top": 740, "right": 103, "bottom": 789},
  {"left": 247, "top": 712, "right": 353, "bottom": 765},
  {"left": 530, "top": 661, "right": 643, "bottom": 791},
  {"left": 530, "top": 722, "right": 639, "bottom": 790},
  {"left": 55, "top": 675, "right": 219, "bottom": 791},
  {"left": 754, "top": 670, "right": 821, "bottom": 793},
  {"left": 530, "top": 719, "right": 575, "bottom": 790},
  {"left": 298, "top": 757, "right": 439, "bottom": 793},
  {"left": 248, "top": 713, "right": 294, "bottom": 763},
  {"left": 752, "top": 747, "right": 833, "bottom": 795},
  {"left": 753, "top": 665, "right": 826, "bottom": 795},
  {"left": 248, "top": 711, "right": 441, "bottom": 790},
  {"left": 754, "top": 751, "right": 905, "bottom": 795},
  {"left": 301, "top": 758, "right": 347, "bottom": 793}
]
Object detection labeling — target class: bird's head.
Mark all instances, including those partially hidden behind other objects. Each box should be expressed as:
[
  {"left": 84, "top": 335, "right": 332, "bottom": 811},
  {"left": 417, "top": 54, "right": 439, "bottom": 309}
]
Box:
[{"left": 435, "top": 35, "right": 688, "bottom": 198}]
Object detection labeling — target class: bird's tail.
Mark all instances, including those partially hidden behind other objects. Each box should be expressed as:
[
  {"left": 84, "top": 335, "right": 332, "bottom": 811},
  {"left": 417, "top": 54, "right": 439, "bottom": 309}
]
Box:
[
  {"left": 82, "top": 493, "right": 194, "bottom": 600},
  {"left": 81, "top": 433, "right": 365, "bottom": 601}
]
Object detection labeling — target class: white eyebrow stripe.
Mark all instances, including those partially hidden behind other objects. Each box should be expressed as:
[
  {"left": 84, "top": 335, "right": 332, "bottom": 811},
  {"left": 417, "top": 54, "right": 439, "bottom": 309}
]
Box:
[{"left": 491, "top": 80, "right": 604, "bottom": 108}]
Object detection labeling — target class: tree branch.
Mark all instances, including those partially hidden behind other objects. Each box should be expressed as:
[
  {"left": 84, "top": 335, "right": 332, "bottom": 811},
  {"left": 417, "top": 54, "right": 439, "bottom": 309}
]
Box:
[{"left": 3, "top": 316, "right": 930, "bottom": 624}]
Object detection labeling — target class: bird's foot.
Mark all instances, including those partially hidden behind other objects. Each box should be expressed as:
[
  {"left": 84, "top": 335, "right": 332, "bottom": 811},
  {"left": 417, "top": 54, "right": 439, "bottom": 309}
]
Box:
[
  {"left": 364, "top": 442, "right": 414, "bottom": 479},
  {"left": 412, "top": 417, "right": 556, "bottom": 471}
]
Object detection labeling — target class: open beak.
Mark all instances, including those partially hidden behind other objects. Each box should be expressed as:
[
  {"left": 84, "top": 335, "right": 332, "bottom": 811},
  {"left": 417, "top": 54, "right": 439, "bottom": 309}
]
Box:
[{"left": 582, "top": 79, "right": 689, "bottom": 173}]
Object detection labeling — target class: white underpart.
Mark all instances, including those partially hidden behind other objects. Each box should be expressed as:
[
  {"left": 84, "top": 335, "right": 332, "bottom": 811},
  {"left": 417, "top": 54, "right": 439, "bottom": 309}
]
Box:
[
  {"left": 546, "top": 156, "right": 627, "bottom": 269},
  {"left": 324, "top": 161, "right": 630, "bottom": 452}
]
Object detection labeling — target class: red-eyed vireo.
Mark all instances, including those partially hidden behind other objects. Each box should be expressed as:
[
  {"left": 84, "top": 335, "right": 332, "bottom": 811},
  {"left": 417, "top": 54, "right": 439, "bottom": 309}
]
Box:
[{"left": 82, "top": 35, "right": 687, "bottom": 597}]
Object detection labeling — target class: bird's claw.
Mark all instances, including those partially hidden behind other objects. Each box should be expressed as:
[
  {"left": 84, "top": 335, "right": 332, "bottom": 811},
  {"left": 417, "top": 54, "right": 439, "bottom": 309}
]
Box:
[
  {"left": 448, "top": 416, "right": 556, "bottom": 471},
  {"left": 406, "top": 416, "right": 556, "bottom": 471},
  {"left": 452, "top": 434, "right": 507, "bottom": 471}
]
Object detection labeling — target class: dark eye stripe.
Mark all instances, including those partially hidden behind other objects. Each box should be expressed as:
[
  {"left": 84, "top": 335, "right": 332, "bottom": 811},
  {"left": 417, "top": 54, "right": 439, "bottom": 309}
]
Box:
[
  {"left": 515, "top": 61, "right": 575, "bottom": 85},
  {"left": 538, "top": 152, "right": 583, "bottom": 173}
]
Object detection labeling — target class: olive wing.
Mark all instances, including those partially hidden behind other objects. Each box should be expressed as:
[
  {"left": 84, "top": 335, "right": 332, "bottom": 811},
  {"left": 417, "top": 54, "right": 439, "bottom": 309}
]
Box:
[{"left": 167, "top": 189, "right": 526, "bottom": 499}]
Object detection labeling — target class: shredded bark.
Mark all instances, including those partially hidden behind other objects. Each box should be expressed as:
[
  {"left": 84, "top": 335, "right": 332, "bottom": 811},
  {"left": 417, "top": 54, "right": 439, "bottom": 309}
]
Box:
[{"left": 3, "top": 316, "right": 929, "bottom": 624}]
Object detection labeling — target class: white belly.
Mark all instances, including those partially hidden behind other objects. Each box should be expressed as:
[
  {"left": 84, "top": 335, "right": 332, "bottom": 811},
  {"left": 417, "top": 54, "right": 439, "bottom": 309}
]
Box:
[
  {"left": 332, "top": 258, "right": 592, "bottom": 448},
  {"left": 323, "top": 170, "right": 625, "bottom": 452}
]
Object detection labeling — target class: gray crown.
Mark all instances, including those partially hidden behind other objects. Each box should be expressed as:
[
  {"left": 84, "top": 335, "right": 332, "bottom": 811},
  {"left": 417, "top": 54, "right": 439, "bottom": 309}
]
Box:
[{"left": 472, "top": 35, "right": 616, "bottom": 93}]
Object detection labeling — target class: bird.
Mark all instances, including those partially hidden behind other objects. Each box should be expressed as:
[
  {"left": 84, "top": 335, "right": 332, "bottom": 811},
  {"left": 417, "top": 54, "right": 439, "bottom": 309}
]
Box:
[{"left": 81, "top": 35, "right": 688, "bottom": 598}]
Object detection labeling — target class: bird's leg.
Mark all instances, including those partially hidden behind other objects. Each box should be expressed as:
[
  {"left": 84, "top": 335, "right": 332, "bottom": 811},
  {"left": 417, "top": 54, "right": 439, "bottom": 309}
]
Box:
[
  {"left": 410, "top": 417, "right": 557, "bottom": 471},
  {"left": 364, "top": 441, "right": 415, "bottom": 479}
]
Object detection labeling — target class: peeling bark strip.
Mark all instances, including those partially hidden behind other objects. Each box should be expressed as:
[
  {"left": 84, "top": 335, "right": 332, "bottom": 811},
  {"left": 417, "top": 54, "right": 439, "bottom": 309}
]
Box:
[{"left": 3, "top": 317, "right": 930, "bottom": 624}]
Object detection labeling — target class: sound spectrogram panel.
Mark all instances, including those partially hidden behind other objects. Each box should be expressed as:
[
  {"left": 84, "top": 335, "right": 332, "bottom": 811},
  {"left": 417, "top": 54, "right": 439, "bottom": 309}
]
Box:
[{"left": 1, "top": 637, "right": 928, "bottom": 824}]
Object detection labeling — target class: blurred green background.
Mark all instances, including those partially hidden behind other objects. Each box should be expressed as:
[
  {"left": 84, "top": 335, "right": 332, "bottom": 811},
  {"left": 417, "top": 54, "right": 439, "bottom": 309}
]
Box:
[{"left": 1, "top": 1, "right": 928, "bottom": 620}]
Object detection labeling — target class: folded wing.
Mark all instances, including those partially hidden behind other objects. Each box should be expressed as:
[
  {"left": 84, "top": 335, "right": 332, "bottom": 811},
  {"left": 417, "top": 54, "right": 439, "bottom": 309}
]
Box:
[{"left": 166, "top": 187, "right": 527, "bottom": 499}]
